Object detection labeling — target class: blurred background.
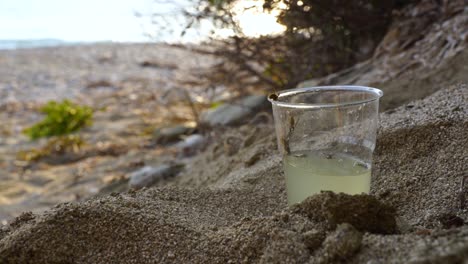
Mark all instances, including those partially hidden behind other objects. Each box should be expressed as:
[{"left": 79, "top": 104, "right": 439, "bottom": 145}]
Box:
[{"left": 0, "top": 0, "right": 467, "bottom": 223}]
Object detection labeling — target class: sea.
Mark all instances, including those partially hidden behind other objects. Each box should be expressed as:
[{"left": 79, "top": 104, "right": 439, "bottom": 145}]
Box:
[{"left": 0, "top": 39, "right": 82, "bottom": 50}]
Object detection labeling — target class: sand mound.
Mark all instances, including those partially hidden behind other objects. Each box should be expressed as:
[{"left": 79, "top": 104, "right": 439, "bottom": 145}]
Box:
[
  {"left": 0, "top": 190, "right": 396, "bottom": 263},
  {"left": 373, "top": 84, "right": 468, "bottom": 228},
  {"left": 0, "top": 84, "right": 466, "bottom": 263}
]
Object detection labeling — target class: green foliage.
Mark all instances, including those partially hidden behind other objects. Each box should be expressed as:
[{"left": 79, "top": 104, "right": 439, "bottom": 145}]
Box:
[
  {"left": 172, "top": 0, "right": 408, "bottom": 91},
  {"left": 208, "top": 0, "right": 225, "bottom": 7},
  {"left": 209, "top": 101, "right": 223, "bottom": 109},
  {"left": 23, "top": 100, "right": 93, "bottom": 140},
  {"left": 16, "top": 135, "right": 86, "bottom": 162}
]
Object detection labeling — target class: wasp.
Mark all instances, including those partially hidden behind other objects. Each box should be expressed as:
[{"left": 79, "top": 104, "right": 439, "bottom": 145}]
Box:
[{"left": 268, "top": 93, "right": 278, "bottom": 101}]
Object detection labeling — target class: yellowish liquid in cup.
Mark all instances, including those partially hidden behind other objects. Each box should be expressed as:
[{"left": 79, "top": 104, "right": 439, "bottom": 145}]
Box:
[{"left": 283, "top": 151, "right": 371, "bottom": 205}]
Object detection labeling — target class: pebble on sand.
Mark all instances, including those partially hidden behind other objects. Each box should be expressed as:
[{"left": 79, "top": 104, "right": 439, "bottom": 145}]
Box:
[{"left": 128, "top": 164, "right": 184, "bottom": 189}]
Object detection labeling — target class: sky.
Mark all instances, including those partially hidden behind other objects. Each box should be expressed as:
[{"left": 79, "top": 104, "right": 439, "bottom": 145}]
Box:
[
  {"left": 0, "top": 0, "right": 285, "bottom": 43},
  {"left": 0, "top": 0, "right": 160, "bottom": 42}
]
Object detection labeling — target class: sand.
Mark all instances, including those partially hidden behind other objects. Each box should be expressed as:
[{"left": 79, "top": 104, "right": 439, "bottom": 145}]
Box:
[
  {"left": 0, "top": 83, "right": 466, "bottom": 263},
  {"left": 1, "top": 1, "right": 467, "bottom": 224},
  {"left": 0, "top": 43, "right": 216, "bottom": 221}
]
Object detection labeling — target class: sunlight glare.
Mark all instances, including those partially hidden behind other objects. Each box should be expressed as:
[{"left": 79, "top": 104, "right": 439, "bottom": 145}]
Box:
[{"left": 232, "top": 0, "right": 286, "bottom": 37}]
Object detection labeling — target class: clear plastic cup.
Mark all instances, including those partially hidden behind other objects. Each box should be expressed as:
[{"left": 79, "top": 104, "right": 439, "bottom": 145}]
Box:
[{"left": 268, "top": 86, "right": 383, "bottom": 205}]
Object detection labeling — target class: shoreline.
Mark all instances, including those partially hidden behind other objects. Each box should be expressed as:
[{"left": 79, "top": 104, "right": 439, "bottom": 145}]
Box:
[
  {"left": 0, "top": 39, "right": 186, "bottom": 51},
  {"left": 0, "top": 42, "right": 215, "bottom": 106}
]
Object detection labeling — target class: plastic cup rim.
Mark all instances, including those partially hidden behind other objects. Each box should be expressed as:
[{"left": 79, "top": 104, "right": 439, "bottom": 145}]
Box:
[{"left": 268, "top": 85, "right": 384, "bottom": 109}]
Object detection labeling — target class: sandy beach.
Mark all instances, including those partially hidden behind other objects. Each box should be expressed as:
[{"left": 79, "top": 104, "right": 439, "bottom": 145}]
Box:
[
  {"left": 0, "top": 1, "right": 467, "bottom": 262},
  {"left": 0, "top": 84, "right": 466, "bottom": 263},
  {"left": 0, "top": 43, "right": 216, "bottom": 221}
]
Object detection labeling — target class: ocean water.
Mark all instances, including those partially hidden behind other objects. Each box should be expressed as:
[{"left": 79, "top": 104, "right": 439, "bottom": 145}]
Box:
[{"left": 0, "top": 39, "right": 79, "bottom": 50}]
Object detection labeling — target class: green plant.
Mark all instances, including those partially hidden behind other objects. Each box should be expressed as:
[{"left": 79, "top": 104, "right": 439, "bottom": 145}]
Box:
[
  {"left": 209, "top": 101, "right": 223, "bottom": 109},
  {"left": 23, "top": 100, "right": 93, "bottom": 140},
  {"left": 16, "top": 135, "right": 86, "bottom": 162}
]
